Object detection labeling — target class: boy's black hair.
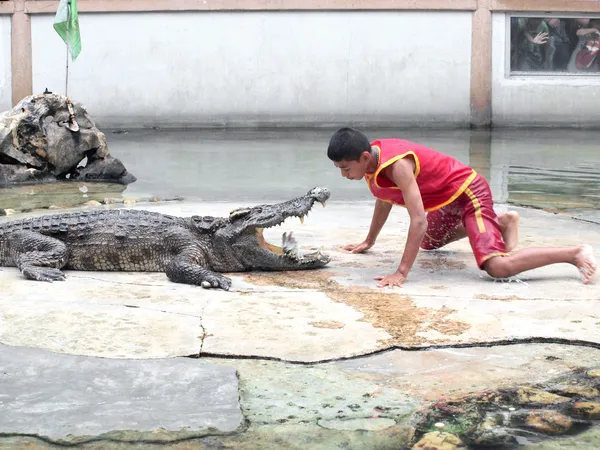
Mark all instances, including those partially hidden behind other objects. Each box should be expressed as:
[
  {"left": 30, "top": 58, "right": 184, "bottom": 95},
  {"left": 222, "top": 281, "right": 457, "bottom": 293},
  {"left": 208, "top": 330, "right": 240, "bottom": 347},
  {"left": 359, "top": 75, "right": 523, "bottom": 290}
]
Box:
[{"left": 327, "top": 127, "right": 371, "bottom": 162}]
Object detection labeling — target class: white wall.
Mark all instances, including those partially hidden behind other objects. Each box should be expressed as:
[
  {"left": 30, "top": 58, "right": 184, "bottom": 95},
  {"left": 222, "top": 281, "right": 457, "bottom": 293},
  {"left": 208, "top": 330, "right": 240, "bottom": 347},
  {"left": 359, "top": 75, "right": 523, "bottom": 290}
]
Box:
[
  {"left": 492, "top": 13, "right": 600, "bottom": 127},
  {"left": 0, "top": 15, "right": 11, "bottom": 112},
  {"left": 30, "top": 11, "right": 472, "bottom": 128}
]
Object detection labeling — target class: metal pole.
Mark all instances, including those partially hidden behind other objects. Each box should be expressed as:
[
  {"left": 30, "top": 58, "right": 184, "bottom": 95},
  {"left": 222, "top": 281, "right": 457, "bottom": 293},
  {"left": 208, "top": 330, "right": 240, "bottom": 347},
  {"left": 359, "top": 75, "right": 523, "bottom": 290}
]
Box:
[{"left": 65, "top": 1, "right": 69, "bottom": 96}]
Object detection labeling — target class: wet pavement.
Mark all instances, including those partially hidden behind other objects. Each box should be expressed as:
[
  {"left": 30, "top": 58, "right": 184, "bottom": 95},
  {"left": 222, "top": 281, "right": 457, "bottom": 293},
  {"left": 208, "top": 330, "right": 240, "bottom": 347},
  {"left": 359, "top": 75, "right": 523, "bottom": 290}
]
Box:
[{"left": 1, "top": 128, "right": 600, "bottom": 449}]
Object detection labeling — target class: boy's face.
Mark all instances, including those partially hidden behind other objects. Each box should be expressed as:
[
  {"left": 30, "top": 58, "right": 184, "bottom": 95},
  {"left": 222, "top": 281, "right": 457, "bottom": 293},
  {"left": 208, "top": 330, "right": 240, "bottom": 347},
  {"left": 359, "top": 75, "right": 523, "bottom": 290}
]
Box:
[{"left": 333, "top": 152, "right": 370, "bottom": 180}]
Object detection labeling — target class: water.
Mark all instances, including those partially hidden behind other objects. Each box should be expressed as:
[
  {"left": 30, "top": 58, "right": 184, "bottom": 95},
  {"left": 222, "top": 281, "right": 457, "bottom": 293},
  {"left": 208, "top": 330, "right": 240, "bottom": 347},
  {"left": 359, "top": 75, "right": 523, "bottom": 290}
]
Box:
[
  {"left": 492, "top": 129, "right": 600, "bottom": 223},
  {"left": 1, "top": 128, "right": 599, "bottom": 223}
]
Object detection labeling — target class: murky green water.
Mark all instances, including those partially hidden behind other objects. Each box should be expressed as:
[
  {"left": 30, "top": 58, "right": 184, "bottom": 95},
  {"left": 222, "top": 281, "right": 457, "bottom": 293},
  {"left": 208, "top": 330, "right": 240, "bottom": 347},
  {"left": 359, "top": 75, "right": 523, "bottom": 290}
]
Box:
[{"left": 1, "top": 128, "right": 599, "bottom": 224}]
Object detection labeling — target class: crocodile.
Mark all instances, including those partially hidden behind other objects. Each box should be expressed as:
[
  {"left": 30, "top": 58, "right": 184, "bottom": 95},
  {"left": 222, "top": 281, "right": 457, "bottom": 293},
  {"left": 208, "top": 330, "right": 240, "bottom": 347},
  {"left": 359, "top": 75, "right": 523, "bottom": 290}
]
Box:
[{"left": 0, "top": 187, "right": 331, "bottom": 290}]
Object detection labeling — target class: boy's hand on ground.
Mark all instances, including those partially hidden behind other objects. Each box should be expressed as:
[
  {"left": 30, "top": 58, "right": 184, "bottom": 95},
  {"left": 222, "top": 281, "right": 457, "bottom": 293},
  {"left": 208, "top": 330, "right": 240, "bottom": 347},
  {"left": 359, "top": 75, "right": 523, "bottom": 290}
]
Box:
[
  {"left": 343, "top": 241, "right": 373, "bottom": 253},
  {"left": 374, "top": 272, "right": 406, "bottom": 288}
]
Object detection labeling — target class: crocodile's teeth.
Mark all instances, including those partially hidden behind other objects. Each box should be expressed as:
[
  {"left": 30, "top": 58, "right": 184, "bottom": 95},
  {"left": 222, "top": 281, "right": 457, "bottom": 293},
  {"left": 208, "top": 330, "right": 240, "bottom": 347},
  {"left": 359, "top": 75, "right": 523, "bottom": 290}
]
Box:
[
  {"left": 320, "top": 201, "right": 327, "bottom": 208},
  {"left": 299, "top": 215, "right": 304, "bottom": 225},
  {"left": 282, "top": 231, "right": 302, "bottom": 258}
]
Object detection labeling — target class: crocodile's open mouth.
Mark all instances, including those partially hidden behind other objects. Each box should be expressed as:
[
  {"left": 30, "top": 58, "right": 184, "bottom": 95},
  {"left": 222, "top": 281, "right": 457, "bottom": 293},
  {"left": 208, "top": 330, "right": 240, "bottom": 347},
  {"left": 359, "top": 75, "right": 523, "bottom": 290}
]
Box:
[
  {"left": 255, "top": 199, "right": 327, "bottom": 260},
  {"left": 256, "top": 228, "right": 285, "bottom": 255}
]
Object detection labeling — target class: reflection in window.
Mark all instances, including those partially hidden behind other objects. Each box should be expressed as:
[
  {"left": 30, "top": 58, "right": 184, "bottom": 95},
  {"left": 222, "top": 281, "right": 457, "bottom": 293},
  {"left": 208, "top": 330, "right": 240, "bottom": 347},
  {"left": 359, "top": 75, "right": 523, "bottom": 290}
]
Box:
[{"left": 510, "top": 16, "right": 600, "bottom": 74}]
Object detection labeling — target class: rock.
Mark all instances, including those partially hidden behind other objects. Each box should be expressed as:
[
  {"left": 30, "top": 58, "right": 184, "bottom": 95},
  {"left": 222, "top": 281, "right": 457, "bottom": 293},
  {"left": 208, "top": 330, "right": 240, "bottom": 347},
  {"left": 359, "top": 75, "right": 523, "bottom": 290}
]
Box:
[
  {"left": 550, "top": 384, "right": 600, "bottom": 398},
  {"left": 471, "top": 414, "right": 517, "bottom": 446},
  {"left": 73, "top": 154, "right": 136, "bottom": 185},
  {"left": 123, "top": 197, "right": 137, "bottom": 205},
  {"left": 0, "top": 209, "right": 16, "bottom": 216},
  {"left": 0, "top": 93, "right": 136, "bottom": 187},
  {"left": 0, "top": 345, "right": 243, "bottom": 440},
  {"left": 572, "top": 402, "right": 600, "bottom": 420},
  {"left": 0, "top": 164, "right": 55, "bottom": 185},
  {"left": 525, "top": 410, "right": 573, "bottom": 434},
  {"left": 479, "top": 415, "right": 500, "bottom": 430},
  {"left": 412, "top": 431, "right": 463, "bottom": 449},
  {"left": 516, "top": 387, "right": 571, "bottom": 405},
  {"left": 83, "top": 200, "right": 102, "bottom": 207},
  {"left": 473, "top": 427, "right": 518, "bottom": 446},
  {"left": 587, "top": 369, "right": 600, "bottom": 379}
]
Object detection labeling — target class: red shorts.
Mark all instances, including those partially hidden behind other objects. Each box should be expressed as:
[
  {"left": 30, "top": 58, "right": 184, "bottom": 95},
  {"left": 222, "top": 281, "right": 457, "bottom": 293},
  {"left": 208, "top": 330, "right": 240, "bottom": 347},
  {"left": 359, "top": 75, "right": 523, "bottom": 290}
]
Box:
[{"left": 420, "top": 174, "right": 508, "bottom": 269}]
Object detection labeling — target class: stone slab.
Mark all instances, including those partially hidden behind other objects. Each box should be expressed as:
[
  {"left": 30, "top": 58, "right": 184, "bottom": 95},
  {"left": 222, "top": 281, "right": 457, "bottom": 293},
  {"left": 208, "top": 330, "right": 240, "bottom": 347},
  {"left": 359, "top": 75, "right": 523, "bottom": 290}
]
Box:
[
  {"left": 0, "top": 345, "right": 243, "bottom": 441},
  {"left": 213, "top": 343, "right": 600, "bottom": 430},
  {"left": 0, "top": 296, "right": 202, "bottom": 359},
  {"left": 333, "top": 344, "right": 600, "bottom": 400},
  {"left": 200, "top": 290, "right": 391, "bottom": 361}
]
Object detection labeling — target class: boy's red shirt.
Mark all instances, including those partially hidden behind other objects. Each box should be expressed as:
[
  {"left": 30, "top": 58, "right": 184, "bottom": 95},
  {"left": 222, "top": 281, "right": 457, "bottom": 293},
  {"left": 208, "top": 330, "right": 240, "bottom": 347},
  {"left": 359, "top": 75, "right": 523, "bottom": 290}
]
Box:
[{"left": 365, "top": 139, "right": 477, "bottom": 212}]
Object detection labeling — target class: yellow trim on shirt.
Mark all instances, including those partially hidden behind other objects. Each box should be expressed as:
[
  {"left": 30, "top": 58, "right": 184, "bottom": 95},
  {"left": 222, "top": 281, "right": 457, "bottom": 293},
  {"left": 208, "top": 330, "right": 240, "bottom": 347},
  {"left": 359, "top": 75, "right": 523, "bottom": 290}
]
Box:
[
  {"left": 373, "top": 150, "right": 421, "bottom": 189},
  {"left": 366, "top": 146, "right": 478, "bottom": 213},
  {"left": 423, "top": 170, "right": 478, "bottom": 212}
]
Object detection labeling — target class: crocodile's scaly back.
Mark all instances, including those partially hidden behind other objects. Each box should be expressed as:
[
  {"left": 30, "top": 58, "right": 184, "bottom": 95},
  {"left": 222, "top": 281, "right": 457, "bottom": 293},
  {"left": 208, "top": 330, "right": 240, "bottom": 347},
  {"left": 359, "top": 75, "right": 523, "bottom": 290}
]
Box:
[
  {"left": 0, "top": 210, "right": 189, "bottom": 272},
  {"left": 0, "top": 209, "right": 183, "bottom": 236}
]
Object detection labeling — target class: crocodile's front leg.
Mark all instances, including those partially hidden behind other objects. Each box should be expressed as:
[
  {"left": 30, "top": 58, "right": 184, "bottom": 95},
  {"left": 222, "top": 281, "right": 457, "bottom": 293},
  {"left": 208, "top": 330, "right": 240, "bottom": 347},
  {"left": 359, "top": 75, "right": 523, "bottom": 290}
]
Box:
[
  {"left": 165, "top": 253, "right": 232, "bottom": 290},
  {"left": 7, "top": 231, "right": 69, "bottom": 282},
  {"left": 161, "top": 227, "right": 232, "bottom": 290}
]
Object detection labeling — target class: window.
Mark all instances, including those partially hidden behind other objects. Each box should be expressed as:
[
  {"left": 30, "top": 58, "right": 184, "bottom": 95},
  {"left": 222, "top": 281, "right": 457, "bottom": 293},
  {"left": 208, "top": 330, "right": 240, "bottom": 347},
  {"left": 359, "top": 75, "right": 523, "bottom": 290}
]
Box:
[{"left": 509, "top": 14, "right": 600, "bottom": 75}]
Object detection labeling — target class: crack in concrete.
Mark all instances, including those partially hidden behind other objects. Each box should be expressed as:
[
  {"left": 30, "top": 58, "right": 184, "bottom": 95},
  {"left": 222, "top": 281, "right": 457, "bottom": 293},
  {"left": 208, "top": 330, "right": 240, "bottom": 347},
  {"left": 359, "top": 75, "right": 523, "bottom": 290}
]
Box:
[
  {"left": 186, "top": 336, "right": 600, "bottom": 365},
  {"left": 0, "top": 431, "right": 242, "bottom": 448},
  {"left": 197, "top": 297, "right": 211, "bottom": 357}
]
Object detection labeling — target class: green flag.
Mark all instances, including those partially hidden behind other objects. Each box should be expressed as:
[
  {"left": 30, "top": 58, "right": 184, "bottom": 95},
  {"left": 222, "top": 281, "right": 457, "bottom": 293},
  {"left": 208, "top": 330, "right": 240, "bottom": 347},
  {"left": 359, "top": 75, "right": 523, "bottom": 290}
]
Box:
[{"left": 53, "top": 0, "right": 82, "bottom": 61}]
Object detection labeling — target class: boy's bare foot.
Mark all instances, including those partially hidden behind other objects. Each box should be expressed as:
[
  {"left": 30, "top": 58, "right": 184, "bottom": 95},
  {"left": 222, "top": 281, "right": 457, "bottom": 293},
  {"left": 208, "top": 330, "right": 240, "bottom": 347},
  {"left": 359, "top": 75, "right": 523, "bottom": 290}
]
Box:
[
  {"left": 574, "top": 244, "right": 597, "bottom": 285},
  {"left": 499, "top": 211, "right": 520, "bottom": 252}
]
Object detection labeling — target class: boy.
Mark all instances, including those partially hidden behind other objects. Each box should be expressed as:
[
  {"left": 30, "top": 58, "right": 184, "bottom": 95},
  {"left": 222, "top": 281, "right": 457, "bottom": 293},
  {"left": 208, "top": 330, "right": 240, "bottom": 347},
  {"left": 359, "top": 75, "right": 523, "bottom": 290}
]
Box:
[{"left": 327, "top": 127, "right": 597, "bottom": 288}]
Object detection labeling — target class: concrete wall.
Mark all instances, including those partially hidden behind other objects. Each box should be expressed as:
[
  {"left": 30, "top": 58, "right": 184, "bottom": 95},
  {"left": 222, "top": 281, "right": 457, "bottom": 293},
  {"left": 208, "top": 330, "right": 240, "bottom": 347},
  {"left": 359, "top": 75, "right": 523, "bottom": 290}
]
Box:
[
  {"left": 0, "top": 15, "right": 11, "bottom": 112},
  {"left": 491, "top": 13, "right": 600, "bottom": 127},
  {"left": 30, "top": 11, "right": 472, "bottom": 128}
]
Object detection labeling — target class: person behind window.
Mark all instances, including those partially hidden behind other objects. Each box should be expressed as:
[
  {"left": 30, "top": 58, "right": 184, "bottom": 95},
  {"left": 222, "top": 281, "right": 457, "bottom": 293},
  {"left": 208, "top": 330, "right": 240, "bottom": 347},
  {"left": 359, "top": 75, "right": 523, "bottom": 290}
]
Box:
[
  {"left": 516, "top": 18, "right": 549, "bottom": 71},
  {"left": 544, "top": 18, "right": 573, "bottom": 71},
  {"left": 510, "top": 17, "right": 522, "bottom": 71},
  {"left": 567, "top": 18, "right": 600, "bottom": 72}
]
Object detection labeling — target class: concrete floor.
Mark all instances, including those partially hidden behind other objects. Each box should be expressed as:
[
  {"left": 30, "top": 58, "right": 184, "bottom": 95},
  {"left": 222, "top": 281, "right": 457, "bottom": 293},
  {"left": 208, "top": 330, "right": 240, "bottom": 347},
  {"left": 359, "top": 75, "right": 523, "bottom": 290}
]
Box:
[{"left": 0, "top": 197, "right": 599, "bottom": 449}]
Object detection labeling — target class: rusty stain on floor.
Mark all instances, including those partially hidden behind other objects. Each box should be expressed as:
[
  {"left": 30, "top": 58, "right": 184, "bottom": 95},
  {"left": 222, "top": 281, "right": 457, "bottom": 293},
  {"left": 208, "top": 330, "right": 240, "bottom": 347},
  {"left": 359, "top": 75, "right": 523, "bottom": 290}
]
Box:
[
  {"left": 309, "top": 320, "right": 345, "bottom": 329},
  {"left": 242, "top": 271, "right": 471, "bottom": 346},
  {"left": 474, "top": 294, "right": 526, "bottom": 301},
  {"left": 419, "top": 257, "right": 467, "bottom": 271}
]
